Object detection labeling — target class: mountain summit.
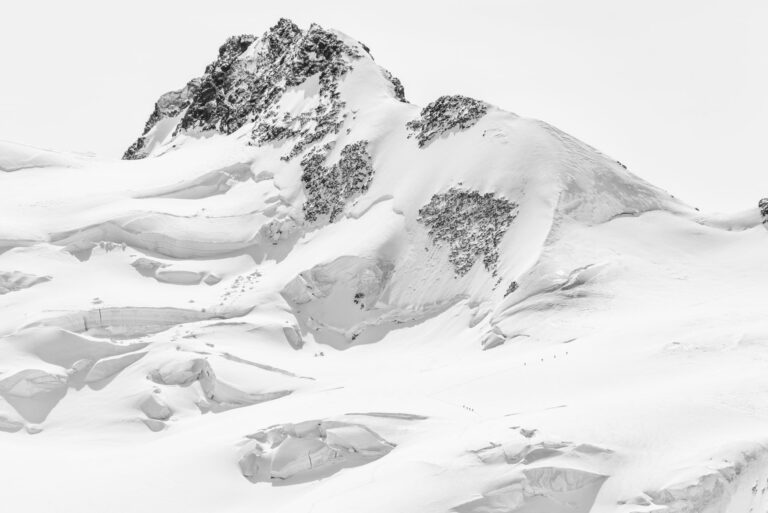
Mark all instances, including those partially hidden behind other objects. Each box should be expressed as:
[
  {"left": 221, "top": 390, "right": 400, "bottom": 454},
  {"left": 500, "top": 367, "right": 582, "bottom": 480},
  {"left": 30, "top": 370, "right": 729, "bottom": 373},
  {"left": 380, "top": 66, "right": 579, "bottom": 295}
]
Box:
[
  {"left": 123, "top": 18, "right": 404, "bottom": 160},
  {"left": 0, "top": 18, "right": 767, "bottom": 513}
]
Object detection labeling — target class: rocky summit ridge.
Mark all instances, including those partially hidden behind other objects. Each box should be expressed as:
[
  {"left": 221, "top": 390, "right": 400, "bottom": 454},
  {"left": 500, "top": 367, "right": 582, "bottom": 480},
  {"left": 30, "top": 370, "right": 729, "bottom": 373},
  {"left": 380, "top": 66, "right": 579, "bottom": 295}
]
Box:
[{"left": 123, "top": 18, "right": 404, "bottom": 160}]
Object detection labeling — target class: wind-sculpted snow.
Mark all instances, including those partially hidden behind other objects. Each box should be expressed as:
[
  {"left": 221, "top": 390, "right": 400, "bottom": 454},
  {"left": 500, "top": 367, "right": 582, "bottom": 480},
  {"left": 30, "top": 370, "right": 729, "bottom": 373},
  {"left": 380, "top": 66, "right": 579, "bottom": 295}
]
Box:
[
  {"left": 0, "top": 140, "right": 86, "bottom": 172},
  {"left": 453, "top": 468, "right": 608, "bottom": 513},
  {"left": 621, "top": 445, "right": 768, "bottom": 513},
  {"left": 131, "top": 257, "right": 221, "bottom": 286},
  {"left": 0, "top": 271, "right": 51, "bottom": 295},
  {"left": 418, "top": 187, "right": 517, "bottom": 276},
  {"left": 51, "top": 213, "right": 276, "bottom": 260},
  {"left": 27, "top": 306, "right": 243, "bottom": 338},
  {"left": 2, "top": 16, "right": 768, "bottom": 513},
  {"left": 133, "top": 163, "right": 253, "bottom": 199},
  {"left": 147, "top": 355, "right": 294, "bottom": 415},
  {"left": 239, "top": 417, "right": 395, "bottom": 485},
  {"left": 281, "top": 255, "right": 448, "bottom": 348},
  {"left": 452, "top": 427, "right": 612, "bottom": 512},
  {"left": 283, "top": 267, "right": 459, "bottom": 348},
  {"left": 0, "top": 324, "right": 309, "bottom": 431},
  {"left": 0, "top": 327, "right": 147, "bottom": 424},
  {"left": 482, "top": 263, "right": 607, "bottom": 349},
  {"left": 406, "top": 95, "right": 488, "bottom": 147}
]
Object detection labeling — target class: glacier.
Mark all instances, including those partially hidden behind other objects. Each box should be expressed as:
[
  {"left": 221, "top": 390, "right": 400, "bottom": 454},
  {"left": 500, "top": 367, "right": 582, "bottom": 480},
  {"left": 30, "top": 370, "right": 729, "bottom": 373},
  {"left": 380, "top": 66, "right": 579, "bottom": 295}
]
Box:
[{"left": 0, "top": 18, "right": 767, "bottom": 513}]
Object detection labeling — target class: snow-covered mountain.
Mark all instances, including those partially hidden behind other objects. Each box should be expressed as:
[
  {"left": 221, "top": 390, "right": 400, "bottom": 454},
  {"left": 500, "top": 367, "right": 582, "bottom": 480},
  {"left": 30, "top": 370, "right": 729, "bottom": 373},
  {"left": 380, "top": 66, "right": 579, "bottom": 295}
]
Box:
[{"left": 1, "top": 18, "right": 767, "bottom": 513}]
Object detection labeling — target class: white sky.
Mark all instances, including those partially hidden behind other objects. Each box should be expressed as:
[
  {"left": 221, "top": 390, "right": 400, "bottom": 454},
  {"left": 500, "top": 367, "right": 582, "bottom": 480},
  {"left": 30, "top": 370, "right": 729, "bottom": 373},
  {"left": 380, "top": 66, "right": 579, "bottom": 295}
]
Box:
[{"left": 1, "top": 0, "right": 765, "bottom": 212}]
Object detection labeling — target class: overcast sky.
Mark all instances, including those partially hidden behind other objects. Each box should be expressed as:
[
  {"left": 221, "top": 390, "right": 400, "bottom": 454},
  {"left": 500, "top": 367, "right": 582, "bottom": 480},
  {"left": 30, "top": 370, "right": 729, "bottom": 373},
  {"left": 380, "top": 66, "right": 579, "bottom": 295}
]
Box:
[{"left": 1, "top": 0, "right": 765, "bottom": 212}]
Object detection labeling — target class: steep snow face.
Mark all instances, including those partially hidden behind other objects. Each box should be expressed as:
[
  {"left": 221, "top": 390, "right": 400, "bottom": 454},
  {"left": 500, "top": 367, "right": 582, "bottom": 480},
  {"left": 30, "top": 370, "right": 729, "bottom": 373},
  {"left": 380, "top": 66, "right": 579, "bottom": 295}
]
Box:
[{"left": 2, "top": 17, "right": 768, "bottom": 513}]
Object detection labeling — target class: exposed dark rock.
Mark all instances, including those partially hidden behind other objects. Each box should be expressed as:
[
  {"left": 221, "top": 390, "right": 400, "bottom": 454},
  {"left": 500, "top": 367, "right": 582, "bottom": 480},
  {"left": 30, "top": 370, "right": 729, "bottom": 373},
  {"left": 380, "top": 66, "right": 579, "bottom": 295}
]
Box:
[
  {"left": 406, "top": 95, "right": 487, "bottom": 147},
  {"left": 124, "top": 30, "right": 257, "bottom": 160},
  {"left": 123, "top": 79, "right": 201, "bottom": 160},
  {"left": 122, "top": 138, "right": 146, "bottom": 161},
  {"left": 124, "top": 19, "right": 408, "bottom": 160},
  {"left": 504, "top": 281, "right": 518, "bottom": 297},
  {"left": 301, "top": 140, "right": 374, "bottom": 223},
  {"left": 418, "top": 188, "right": 517, "bottom": 276},
  {"left": 252, "top": 23, "right": 362, "bottom": 160},
  {"left": 123, "top": 20, "right": 353, "bottom": 160},
  {"left": 759, "top": 198, "right": 768, "bottom": 222},
  {"left": 358, "top": 40, "right": 372, "bottom": 56},
  {"left": 300, "top": 145, "right": 342, "bottom": 223},
  {"left": 178, "top": 34, "right": 259, "bottom": 134},
  {"left": 337, "top": 140, "right": 375, "bottom": 195},
  {"left": 382, "top": 69, "right": 407, "bottom": 102}
]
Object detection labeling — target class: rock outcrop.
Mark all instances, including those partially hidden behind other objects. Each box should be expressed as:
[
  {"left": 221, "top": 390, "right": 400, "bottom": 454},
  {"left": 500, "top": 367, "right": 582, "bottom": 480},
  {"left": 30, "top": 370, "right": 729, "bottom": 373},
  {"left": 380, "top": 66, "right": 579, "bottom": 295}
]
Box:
[
  {"left": 123, "top": 79, "right": 201, "bottom": 159},
  {"left": 418, "top": 188, "right": 517, "bottom": 276},
  {"left": 406, "top": 95, "right": 488, "bottom": 147},
  {"left": 123, "top": 18, "right": 406, "bottom": 161},
  {"left": 301, "top": 140, "right": 375, "bottom": 222}
]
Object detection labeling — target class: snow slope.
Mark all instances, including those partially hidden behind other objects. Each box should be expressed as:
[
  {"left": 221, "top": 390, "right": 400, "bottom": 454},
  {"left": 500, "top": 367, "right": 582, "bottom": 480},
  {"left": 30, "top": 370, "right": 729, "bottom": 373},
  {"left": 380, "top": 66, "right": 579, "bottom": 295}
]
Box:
[{"left": 0, "top": 18, "right": 767, "bottom": 513}]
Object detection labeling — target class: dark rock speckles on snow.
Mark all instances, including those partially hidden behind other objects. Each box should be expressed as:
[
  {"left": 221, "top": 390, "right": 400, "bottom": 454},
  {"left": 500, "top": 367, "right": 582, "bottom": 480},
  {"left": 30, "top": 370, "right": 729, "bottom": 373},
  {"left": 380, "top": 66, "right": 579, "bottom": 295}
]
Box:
[
  {"left": 299, "top": 146, "right": 340, "bottom": 223},
  {"left": 505, "top": 281, "right": 518, "bottom": 297},
  {"left": 337, "top": 140, "right": 375, "bottom": 194},
  {"left": 301, "top": 141, "right": 374, "bottom": 223},
  {"left": 406, "top": 95, "right": 488, "bottom": 147},
  {"left": 759, "top": 198, "right": 768, "bottom": 224},
  {"left": 418, "top": 188, "right": 517, "bottom": 276}
]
